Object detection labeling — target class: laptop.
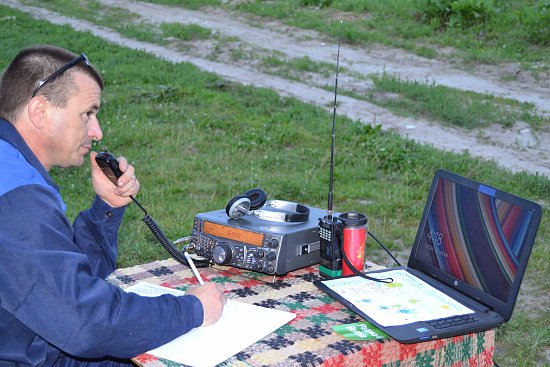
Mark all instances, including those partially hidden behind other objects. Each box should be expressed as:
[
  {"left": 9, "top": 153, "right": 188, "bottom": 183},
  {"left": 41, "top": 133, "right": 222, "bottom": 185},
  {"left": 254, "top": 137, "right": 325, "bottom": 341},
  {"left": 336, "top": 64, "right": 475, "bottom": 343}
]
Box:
[{"left": 314, "top": 169, "right": 542, "bottom": 343}]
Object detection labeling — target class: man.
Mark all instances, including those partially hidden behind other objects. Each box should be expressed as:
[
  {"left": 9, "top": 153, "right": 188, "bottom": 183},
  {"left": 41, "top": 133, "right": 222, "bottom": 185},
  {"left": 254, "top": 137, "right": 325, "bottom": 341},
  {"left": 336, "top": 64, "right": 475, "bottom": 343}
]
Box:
[{"left": 0, "top": 45, "right": 226, "bottom": 367}]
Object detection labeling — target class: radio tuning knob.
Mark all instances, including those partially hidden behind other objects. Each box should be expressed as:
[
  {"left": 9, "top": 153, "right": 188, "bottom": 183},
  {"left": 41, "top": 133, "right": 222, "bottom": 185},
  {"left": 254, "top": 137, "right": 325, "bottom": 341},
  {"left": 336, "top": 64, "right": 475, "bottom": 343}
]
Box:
[
  {"left": 212, "top": 242, "right": 233, "bottom": 265},
  {"left": 266, "top": 252, "right": 276, "bottom": 261},
  {"left": 268, "top": 238, "right": 279, "bottom": 248}
]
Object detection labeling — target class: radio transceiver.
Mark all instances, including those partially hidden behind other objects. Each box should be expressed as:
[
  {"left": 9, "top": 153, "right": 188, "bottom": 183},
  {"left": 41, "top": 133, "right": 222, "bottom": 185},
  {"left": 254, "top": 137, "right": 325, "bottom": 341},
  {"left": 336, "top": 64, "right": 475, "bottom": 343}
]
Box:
[{"left": 192, "top": 206, "right": 327, "bottom": 275}]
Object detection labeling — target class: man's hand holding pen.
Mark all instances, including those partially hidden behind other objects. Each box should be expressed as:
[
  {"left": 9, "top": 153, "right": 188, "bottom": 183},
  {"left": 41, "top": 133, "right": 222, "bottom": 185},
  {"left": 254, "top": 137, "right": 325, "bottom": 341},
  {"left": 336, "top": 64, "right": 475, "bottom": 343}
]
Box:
[{"left": 186, "top": 283, "right": 227, "bottom": 326}]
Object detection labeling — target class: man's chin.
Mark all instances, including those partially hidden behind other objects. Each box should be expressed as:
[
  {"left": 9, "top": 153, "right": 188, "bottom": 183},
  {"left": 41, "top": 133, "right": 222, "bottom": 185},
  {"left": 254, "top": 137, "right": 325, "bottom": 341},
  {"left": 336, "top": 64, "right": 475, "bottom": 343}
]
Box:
[{"left": 58, "top": 156, "right": 86, "bottom": 168}]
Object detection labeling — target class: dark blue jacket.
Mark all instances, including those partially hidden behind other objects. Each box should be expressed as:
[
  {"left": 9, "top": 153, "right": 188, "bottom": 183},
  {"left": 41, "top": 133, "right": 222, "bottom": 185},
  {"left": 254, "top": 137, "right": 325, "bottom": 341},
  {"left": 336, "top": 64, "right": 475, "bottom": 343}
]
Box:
[{"left": 0, "top": 119, "right": 203, "bottom": 366}]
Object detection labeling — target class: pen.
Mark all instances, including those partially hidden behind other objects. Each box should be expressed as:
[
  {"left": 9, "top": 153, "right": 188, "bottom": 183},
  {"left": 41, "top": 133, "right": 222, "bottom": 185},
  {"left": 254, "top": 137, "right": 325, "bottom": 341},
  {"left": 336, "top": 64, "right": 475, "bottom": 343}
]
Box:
[{"left": 183, "top": 251, "right": 205, "bottom": 285}]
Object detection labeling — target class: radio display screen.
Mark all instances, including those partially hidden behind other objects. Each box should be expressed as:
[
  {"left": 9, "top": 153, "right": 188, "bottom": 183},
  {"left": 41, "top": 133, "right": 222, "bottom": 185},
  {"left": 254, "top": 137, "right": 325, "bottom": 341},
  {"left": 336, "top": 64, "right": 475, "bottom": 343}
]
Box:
[{"left": 203, "top": 221, "right": 264, "bottom": 246}]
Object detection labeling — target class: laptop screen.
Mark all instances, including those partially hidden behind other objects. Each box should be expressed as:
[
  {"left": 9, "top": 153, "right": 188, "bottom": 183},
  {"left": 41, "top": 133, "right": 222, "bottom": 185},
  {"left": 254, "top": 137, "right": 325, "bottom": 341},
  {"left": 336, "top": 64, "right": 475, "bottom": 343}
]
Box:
[{"left": 410, "top": 170, "right": 541, "bottom": 318}]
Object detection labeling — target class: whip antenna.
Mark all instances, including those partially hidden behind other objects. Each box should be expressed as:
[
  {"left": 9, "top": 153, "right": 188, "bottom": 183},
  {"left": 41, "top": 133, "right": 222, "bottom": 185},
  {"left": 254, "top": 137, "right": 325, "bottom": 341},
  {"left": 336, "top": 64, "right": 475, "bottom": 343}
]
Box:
[{"left": 327, "top": 21, "right": 343, "bottom": 219}]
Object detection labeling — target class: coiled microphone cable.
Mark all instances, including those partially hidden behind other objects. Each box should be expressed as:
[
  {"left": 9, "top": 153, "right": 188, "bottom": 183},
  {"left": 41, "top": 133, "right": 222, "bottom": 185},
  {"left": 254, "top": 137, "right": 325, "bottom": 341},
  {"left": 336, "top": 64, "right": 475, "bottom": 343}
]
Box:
[
  {"left": 141, "top": 213, "right": 189, "bottom": 266},
  {"left": 136, "top": 203, "right": 211, "bottom": 268},
  {"left": 96, "top": 150, "right": 211, "bottom": 268}
]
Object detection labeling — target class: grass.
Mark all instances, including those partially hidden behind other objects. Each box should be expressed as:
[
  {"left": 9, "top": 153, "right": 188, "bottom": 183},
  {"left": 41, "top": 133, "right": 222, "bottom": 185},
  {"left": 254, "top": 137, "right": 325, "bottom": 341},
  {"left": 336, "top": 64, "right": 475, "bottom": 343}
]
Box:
[
  {"left": 160, "top": 22, "right": 212, "bottom": 42},
  {"left": 0, "top": 2, "right": 549, "bottom": 367},
  {"left": 366, "top": 73, "right": 546, "bottom": 129}
]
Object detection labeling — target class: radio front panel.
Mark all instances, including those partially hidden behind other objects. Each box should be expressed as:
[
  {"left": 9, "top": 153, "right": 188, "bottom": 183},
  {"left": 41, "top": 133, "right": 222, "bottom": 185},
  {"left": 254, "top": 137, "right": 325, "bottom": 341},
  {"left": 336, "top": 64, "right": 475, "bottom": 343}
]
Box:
[
  {"left": 193, "top": 216, "right": 284, "bottom": 274},
  {"left": 190, "top": 207, "right": 326, "bottom": 275}
]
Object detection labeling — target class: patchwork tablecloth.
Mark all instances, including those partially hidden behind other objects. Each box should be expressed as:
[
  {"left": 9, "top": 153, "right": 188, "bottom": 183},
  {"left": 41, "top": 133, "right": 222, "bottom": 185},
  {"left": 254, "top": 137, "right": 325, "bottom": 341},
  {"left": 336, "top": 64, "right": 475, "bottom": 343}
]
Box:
[{"left": 109, "top": 259, "right": 495, "bottom": 367}]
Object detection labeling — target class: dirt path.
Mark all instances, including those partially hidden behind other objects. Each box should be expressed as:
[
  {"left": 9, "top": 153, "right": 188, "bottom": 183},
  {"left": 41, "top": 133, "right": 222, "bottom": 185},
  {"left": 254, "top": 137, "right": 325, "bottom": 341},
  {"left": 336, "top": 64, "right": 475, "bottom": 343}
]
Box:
[{"left": 2, "top": 0, "right": 550, "bottom": 177}]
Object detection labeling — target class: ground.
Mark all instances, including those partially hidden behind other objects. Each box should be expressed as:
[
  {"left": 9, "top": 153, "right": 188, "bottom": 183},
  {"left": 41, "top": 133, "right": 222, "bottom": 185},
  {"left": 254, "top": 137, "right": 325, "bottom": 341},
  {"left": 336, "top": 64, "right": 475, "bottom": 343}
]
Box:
[{"left": 2, "top": 0, "right": 549, "bottom": 178}]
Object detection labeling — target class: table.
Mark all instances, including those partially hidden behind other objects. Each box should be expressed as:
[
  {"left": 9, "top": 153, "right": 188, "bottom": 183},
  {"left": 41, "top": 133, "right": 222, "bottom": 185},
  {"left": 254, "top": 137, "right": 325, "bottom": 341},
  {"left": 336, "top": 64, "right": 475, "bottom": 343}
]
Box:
[{"left": 109, "top": 259, "right": 495, "bottom": 367}]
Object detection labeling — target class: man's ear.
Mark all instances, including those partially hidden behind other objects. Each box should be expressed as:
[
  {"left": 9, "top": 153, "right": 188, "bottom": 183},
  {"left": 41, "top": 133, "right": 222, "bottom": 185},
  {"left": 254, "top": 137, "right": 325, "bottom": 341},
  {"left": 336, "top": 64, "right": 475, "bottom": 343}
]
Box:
[{"left": 27, "top": 96, "right": 48, "bottom": 129}]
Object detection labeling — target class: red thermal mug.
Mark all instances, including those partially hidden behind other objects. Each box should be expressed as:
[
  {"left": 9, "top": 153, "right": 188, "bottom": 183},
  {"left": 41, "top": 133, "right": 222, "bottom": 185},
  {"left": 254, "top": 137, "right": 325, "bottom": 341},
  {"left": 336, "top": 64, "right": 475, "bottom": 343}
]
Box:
[{"left": 339, "top": 211, "right": 368, "bottom": 276}]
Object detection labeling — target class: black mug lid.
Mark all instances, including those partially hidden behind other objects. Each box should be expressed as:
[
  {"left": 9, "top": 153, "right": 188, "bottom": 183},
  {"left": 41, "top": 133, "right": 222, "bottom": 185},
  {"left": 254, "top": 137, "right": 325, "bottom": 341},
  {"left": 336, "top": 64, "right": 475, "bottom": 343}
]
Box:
[{"left": 339, "top": 211, "right": 368, "bottom": 226}]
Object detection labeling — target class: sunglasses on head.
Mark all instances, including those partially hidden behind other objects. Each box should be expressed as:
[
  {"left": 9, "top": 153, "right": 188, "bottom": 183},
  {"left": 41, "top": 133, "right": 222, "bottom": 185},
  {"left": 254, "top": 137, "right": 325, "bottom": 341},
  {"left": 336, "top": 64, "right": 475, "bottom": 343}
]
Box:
[{"left": 32, "top": 53, "right": 92, "bottom": 98}]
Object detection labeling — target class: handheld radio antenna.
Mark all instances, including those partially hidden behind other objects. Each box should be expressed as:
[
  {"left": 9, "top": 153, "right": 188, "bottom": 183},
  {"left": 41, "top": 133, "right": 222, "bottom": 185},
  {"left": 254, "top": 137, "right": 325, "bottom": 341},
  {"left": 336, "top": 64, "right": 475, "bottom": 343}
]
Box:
[
  {"left": 318, "top": 25, "right": 395, "bottom": 282},
  {"left": 327, "top": 21, "right": 343, "bottom": 219}
]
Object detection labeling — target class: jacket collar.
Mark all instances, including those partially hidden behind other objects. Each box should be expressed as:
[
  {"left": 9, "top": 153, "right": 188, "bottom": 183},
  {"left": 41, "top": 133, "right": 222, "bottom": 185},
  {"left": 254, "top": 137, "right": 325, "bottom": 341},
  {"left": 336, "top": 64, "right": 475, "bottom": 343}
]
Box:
[{"left": 0, "top": 118, "right": 59, "bottom": 191}]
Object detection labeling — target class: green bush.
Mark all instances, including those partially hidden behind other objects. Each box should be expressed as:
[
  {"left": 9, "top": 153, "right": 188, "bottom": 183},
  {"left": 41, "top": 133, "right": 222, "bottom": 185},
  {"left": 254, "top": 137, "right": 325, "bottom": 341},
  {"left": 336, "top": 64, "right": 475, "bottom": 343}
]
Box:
[
  {"left": 520, "top": 1, "right": 550, "bottom": 45},
  {"left": 416, "top": 0, "right": 496, "bottom": 29}
]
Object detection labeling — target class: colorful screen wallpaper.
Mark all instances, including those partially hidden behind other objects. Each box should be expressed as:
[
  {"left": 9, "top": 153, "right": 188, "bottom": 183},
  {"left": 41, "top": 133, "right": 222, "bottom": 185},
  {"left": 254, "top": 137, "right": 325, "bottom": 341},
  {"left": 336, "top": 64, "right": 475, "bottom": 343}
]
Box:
[{"left": 415, "top": 178, "right": 533, "bottom": 303}]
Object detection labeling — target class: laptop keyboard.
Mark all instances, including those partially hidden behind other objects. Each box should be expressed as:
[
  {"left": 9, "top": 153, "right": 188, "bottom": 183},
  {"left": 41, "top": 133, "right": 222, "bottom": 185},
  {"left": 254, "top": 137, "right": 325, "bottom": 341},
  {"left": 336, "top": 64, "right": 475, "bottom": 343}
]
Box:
[{"left": 427, "top": 314, "right": 478, "bottom": 329}]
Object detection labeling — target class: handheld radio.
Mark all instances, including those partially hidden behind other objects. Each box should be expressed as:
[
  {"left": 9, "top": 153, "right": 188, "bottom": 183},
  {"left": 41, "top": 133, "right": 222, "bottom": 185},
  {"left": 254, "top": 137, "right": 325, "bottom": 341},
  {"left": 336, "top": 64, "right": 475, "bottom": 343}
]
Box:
[
  {"left": 318, "top": 22, "right": 344, "bottom": 279},
  {"left": 317, "top": 25, "right": 393, "bottom": 283},
  {"left": 318, "top": 216, "right": 343, "bottom": 278}
]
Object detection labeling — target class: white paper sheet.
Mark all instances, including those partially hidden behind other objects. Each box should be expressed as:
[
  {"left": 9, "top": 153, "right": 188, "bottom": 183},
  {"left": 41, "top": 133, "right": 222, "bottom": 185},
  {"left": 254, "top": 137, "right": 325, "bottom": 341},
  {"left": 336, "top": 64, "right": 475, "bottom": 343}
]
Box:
[
  {"left": 125, "top": 282, "right": 296, "bottom": 367},
  {"left": 320, "top": 269, "right": 473, "bottom": 327}
]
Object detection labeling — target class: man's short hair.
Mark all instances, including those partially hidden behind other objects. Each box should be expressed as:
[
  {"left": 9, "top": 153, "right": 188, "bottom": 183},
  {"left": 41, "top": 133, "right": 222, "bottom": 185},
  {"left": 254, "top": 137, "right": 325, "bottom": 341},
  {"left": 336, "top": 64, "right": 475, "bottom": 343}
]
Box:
[{"left": 0, "top": 45, "right": 104, "bottom": 124}]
